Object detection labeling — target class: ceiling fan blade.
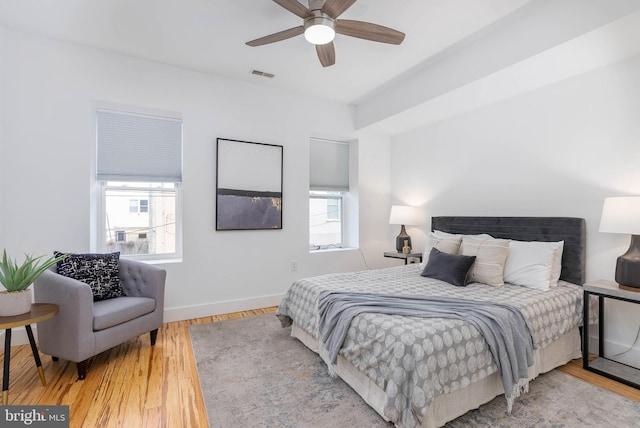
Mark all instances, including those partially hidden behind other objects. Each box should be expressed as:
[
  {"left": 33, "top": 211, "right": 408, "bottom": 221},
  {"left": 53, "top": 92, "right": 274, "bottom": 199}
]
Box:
[
  {"left": 321, "top": 0, "right": 358, "bottom": 19},
  {"left": 273, "top": 0, "right": 312, "bottom": 19},
  {"left": 335, "top": 19, "right": 405, "bottom": 45},
  {"left": 316, "top": 42, "right": 336, "bottom": 67},
  {"left": 246, "top": 26, "right": 304, "bottom": 47}
]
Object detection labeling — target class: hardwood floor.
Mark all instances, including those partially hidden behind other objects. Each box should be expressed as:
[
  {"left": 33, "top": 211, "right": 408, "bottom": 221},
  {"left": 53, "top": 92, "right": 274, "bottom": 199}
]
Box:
[
  {"left": 2, "top": 307, "right": 639, "bottom": 427},
  {"left": 1, "top": 307, "right": 276, "bottom": 428}
]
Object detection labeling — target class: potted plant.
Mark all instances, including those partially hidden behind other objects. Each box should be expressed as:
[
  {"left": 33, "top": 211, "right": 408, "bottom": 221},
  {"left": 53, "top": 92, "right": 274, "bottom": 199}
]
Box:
[{"left": 0, "top": 250, "right": 68, "bottom": 316}]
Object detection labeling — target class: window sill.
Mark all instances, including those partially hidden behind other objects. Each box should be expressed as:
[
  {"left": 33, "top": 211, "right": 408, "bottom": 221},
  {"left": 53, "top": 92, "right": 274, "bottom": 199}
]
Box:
[
  {"left": 309, "top": 246, "right": 358, "bottom": 254},
  {"left": 122, "top": 256, "right": 183, "bottom": 265}
]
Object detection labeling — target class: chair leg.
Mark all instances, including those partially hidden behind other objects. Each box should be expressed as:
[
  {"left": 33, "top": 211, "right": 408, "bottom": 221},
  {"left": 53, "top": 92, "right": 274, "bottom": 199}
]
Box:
[
  {"left": 76, "top": 360, "right": 88, "bottom": 380},
  {"left": 150, "top": 329, "right": 158, "bottom": 346}
]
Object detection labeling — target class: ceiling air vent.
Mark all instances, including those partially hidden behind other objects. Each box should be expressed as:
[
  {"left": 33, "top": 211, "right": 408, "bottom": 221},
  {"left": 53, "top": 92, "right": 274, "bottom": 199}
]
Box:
[{"left": 250, "top": 69, "right": 275, "bottom": 79}]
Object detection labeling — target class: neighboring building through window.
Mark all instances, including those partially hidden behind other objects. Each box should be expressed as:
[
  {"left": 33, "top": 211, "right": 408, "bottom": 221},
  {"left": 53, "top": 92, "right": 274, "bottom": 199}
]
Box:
[
  {"left": 326, "top": 198, "right": 341, "bottom": 221},
  {"left": 94, "top": 106, "right": 183, "bottom": 260},
  {"left": 310, "top": 192, "right": 343, "bottom": 248},
  {"left": 309, "top": 138, "right": 350, "bottom": 250},
  {"left": 103, "top": 182, "right": 177, "bottom": 256},
  {"left": 129, "top": 199, "right": 149, "bottom": 213}
]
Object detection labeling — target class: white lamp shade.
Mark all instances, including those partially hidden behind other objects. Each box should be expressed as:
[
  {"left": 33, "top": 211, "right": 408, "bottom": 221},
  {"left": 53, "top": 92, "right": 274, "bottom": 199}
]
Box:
[
  {"left": 389, "top": 205, "right": 419, "bottom": 226},
  {"left": 599, "top": 196, "right": 640, "bottom": 234}
]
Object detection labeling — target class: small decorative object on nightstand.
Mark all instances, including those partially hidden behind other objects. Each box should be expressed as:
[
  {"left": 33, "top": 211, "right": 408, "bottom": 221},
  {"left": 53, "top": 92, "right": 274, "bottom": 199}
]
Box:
[
  {"left": 384, "top": 252, "right": 423, "bottom": 265},
  {"left": 583, "top": 279, "right": 640, "bottom": 389},
  {"left": 599, "top": 196, "right": 640, "bottom": 291},
  {"left": 389, "top": 205, "right": 419, "bottom": 253}
]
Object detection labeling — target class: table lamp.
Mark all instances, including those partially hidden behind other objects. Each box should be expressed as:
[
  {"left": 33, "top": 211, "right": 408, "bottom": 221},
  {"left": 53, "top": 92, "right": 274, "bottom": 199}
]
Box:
[
  {"left": 389, "top": 205, "right": 419, "bottom": 253},
  {"left": 599, "top": 196, "right": 640, "bottom": 291}
]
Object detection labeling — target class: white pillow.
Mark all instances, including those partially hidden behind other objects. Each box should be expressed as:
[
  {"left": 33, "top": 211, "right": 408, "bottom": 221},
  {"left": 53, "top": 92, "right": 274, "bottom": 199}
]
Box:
[
  {"left": 549, "top": 241, "right": 564, "bottom": 287},
  {"left": 421, "top": 233, "right": 462, "bottom": 268},
  {"left": 504, "top": 240, "right": 564, "bottom": 290},
  {"left": 433, "top": 230, "right": 493, "bottom": 240},
  {"left": 460, "top": 236, "right": 510, "bottom": 287}
]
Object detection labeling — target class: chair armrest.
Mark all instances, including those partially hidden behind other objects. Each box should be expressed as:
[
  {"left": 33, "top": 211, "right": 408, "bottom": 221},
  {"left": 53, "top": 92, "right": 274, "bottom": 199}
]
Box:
[{"left": 33, "top": 270, "right": 95, "bottom": 340}]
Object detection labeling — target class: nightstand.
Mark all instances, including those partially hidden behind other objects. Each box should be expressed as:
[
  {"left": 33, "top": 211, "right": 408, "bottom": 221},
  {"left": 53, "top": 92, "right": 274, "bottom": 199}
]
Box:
[
  {"left": 583, "top": 279, "right": 640, "bottom": 389},
  {"left": 383, "top": 252, "right": 423, "bottom": 265}
]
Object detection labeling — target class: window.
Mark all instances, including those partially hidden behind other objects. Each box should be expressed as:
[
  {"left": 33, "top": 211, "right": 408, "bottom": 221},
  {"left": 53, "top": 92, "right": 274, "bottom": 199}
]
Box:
[
  {"left": 102, "top": 182, "right": 178, "bottom": 256},
  {"left": 310, "top": 192, "right": 344, "bottom": 248},
  {"left": 309, "top": 139, "right": 350, "bottom": 250},
  {"left": 129, "top": 199, "right": 149, "bottom": 213},
  {"left": 326, "top": 198, "right": 341, "bottom": 221},
  {"left": 94, "top": 106, "right": 182, "bottom": 260}
]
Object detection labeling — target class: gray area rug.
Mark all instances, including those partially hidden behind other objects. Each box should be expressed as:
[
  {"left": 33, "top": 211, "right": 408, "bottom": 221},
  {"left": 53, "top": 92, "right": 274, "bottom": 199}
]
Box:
[{"left": 189, "top": 314, "right": 640, "bottom": 428}]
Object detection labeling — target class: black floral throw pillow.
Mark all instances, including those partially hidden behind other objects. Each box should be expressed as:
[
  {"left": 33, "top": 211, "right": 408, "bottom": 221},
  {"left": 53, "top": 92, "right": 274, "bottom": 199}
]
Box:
[{"left": 55, "top": 251, "right": 124, "bottom": 301}]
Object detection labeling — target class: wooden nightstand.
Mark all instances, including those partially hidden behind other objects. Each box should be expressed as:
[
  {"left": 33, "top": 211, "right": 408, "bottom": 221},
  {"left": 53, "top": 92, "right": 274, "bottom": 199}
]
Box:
[
  {"left": 583, "top": 279, "right": 640, "bottom": 390},
  {"left": 383, "top": 252, "right": 423, "bottom": 265}
]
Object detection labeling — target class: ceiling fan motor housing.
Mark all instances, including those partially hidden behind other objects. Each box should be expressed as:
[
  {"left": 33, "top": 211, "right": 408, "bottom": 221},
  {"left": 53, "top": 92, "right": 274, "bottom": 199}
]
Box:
[{"left": 308, "top": 0, "right": 326, "bottom": 11}]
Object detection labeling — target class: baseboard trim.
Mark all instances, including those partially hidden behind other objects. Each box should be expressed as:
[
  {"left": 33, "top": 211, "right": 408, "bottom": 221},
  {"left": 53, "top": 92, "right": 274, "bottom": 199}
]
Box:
[
  {"left": 589, "top": 335, "right": 640, "bottom": 368},
  {"left": 162, "top": 293, "right": 285, "bottom": 323},
  {"left": 2, "top": 326, "right": 33, "bottom": 347}
]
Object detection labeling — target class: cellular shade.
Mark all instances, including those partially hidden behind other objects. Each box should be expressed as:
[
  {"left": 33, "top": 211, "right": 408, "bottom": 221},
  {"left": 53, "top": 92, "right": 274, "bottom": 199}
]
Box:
[
  {"left": 96, "top": 109, "right": 183, "bottom": 182},
  {"left": 310, "top": 139, "right": 349, "bottom": 191}
]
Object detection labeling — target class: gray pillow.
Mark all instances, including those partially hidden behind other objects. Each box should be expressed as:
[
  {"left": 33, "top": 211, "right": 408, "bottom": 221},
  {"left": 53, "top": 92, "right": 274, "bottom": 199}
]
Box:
[
  {"left": 421, "top": 247, "right": 476, "bottom": 287},
  {"left": 55, "top": 251, "right": 124, "bottom": 301}
]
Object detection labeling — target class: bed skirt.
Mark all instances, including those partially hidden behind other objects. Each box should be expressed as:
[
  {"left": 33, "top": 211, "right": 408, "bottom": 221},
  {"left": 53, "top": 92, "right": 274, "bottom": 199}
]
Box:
[{"left": 291, "top": 323, "right": 582, "bottom": 428}]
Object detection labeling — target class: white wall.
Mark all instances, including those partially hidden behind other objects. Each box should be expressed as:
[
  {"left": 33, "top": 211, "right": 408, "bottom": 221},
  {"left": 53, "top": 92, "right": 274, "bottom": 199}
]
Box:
[
  {"left": 353, "top": 132, "right": 401, "bottom": 269},
  {"left": 390, "top": 53, "right": 640, "bottom": 364},
  {"left": 0, "top": 24, "right": 5, "bottom": 247},
  {"left": 1, "top": 29, "right": 391, "bottom": 322}
]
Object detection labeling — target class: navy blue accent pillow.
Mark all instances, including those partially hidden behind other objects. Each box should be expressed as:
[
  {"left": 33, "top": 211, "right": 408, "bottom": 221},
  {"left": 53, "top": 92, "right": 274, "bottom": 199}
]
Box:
[
  {"left": 55, "top": 251, "right": 124, "bottom": 301},
  {"left": 421, "top": 247, "right": 476, "bottom": 287}
]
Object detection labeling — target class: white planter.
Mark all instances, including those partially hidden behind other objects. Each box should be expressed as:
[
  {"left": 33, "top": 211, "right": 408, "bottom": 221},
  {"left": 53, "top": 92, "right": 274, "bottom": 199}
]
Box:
[{"left": 0, "top": 288, "right": 32, "bottom": 317}]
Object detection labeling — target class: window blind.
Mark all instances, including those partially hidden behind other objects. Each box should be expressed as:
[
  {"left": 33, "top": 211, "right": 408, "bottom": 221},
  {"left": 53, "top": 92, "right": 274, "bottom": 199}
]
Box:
[
  {"left": 309, "top": 139, "right": 349, "bottom": 191},
  {"left": 96, "top": 109, "right": 183, "bottom": 182}
]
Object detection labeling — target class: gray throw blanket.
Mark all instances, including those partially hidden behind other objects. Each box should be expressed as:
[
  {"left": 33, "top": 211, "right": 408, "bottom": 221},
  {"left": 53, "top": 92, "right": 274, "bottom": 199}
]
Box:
[{"left": 318, "top": 291, "right": 534, "bottom": 414}]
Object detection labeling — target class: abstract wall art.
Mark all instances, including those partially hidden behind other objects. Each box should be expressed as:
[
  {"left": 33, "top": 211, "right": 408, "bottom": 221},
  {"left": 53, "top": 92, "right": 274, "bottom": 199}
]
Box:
[{"left": 216, "top": 138, "right": 283, "bottom": 230}]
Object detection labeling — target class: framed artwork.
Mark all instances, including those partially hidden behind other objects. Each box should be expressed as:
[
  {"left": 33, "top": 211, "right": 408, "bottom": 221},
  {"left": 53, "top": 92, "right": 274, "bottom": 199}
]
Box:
[{"left": 216, "top": 138, "right": 283, "bottom": 230}]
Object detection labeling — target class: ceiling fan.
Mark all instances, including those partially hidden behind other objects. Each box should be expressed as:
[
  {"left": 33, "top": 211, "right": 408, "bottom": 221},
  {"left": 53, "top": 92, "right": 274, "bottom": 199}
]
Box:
[{"left": 246, "top": 0, "right": 405, "bottom": 67}]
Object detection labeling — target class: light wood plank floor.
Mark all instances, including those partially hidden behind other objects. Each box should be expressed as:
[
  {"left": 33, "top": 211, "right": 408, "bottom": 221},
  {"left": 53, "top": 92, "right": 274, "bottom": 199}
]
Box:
[{"left": 2, "top": 307, "right": 639, "bottom": 427}]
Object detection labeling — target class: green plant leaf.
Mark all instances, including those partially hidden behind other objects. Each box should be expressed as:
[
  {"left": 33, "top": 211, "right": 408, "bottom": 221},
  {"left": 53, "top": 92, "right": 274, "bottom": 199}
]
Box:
[{"left": 0, "top": 249, "right": 69, "bottom": 291}]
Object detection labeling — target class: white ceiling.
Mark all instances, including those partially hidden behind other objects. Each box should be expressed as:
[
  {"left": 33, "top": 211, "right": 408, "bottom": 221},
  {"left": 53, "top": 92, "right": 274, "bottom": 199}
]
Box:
[{"left": 0, "top": 0, "right": 533, "bottom": 105}]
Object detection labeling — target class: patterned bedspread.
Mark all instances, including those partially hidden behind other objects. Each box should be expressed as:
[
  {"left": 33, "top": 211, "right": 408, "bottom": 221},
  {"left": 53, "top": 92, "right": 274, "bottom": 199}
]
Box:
[{"left": 276, "top": 264, "right": 584, "bottom": 428}]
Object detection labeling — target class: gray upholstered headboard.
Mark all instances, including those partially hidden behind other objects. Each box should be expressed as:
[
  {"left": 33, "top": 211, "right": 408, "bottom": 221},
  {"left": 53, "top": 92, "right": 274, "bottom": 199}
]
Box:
[{"left": 431, "top": 217, "right": 586, "bottom": 285}]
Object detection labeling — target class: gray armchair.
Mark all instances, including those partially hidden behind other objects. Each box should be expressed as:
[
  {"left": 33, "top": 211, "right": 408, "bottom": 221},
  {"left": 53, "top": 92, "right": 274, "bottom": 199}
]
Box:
[{"left": 33, "top": 258, "right": 165, "bottom": 379}]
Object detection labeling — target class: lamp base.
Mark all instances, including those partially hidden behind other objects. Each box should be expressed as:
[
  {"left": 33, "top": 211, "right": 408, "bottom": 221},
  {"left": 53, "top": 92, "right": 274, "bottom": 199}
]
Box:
[
  {"left": 615, "top": 234, "right": 640, "bottom": 290},
  {"left": 619, "top": 284, "right": 640, "bottom": 292},
  {"left": 395, "top": 225, "right": 412, "bottom": 253}
]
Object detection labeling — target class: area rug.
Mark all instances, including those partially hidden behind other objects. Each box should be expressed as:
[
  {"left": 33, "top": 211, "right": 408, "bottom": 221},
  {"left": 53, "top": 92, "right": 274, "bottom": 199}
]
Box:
[{"left": 189, "top": 314, "right": 640, "bottom": 428}]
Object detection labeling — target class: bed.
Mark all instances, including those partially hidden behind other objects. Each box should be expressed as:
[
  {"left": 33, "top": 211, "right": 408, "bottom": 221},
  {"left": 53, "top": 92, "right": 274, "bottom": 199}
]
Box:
[{"left": 277, "top": 217, "right": 587, "bottom": 427}]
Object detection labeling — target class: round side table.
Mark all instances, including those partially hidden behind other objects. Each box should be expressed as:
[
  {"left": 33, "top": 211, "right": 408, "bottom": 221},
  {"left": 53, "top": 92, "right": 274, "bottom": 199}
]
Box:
[{"left": 0, "top": 303, "right": 59, "bottom": 405}]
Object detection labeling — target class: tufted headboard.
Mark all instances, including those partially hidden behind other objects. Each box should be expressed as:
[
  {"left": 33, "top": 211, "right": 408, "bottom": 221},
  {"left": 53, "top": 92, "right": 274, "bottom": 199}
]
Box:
[{"left": 431, "top": 216, "right": 586, "bottom": 285}]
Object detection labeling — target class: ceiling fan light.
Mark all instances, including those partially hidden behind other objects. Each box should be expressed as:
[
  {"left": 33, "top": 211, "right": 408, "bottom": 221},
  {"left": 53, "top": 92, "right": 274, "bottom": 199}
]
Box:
[{"left": 304, "top": 17, "right": 335, "bottom": 45}]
